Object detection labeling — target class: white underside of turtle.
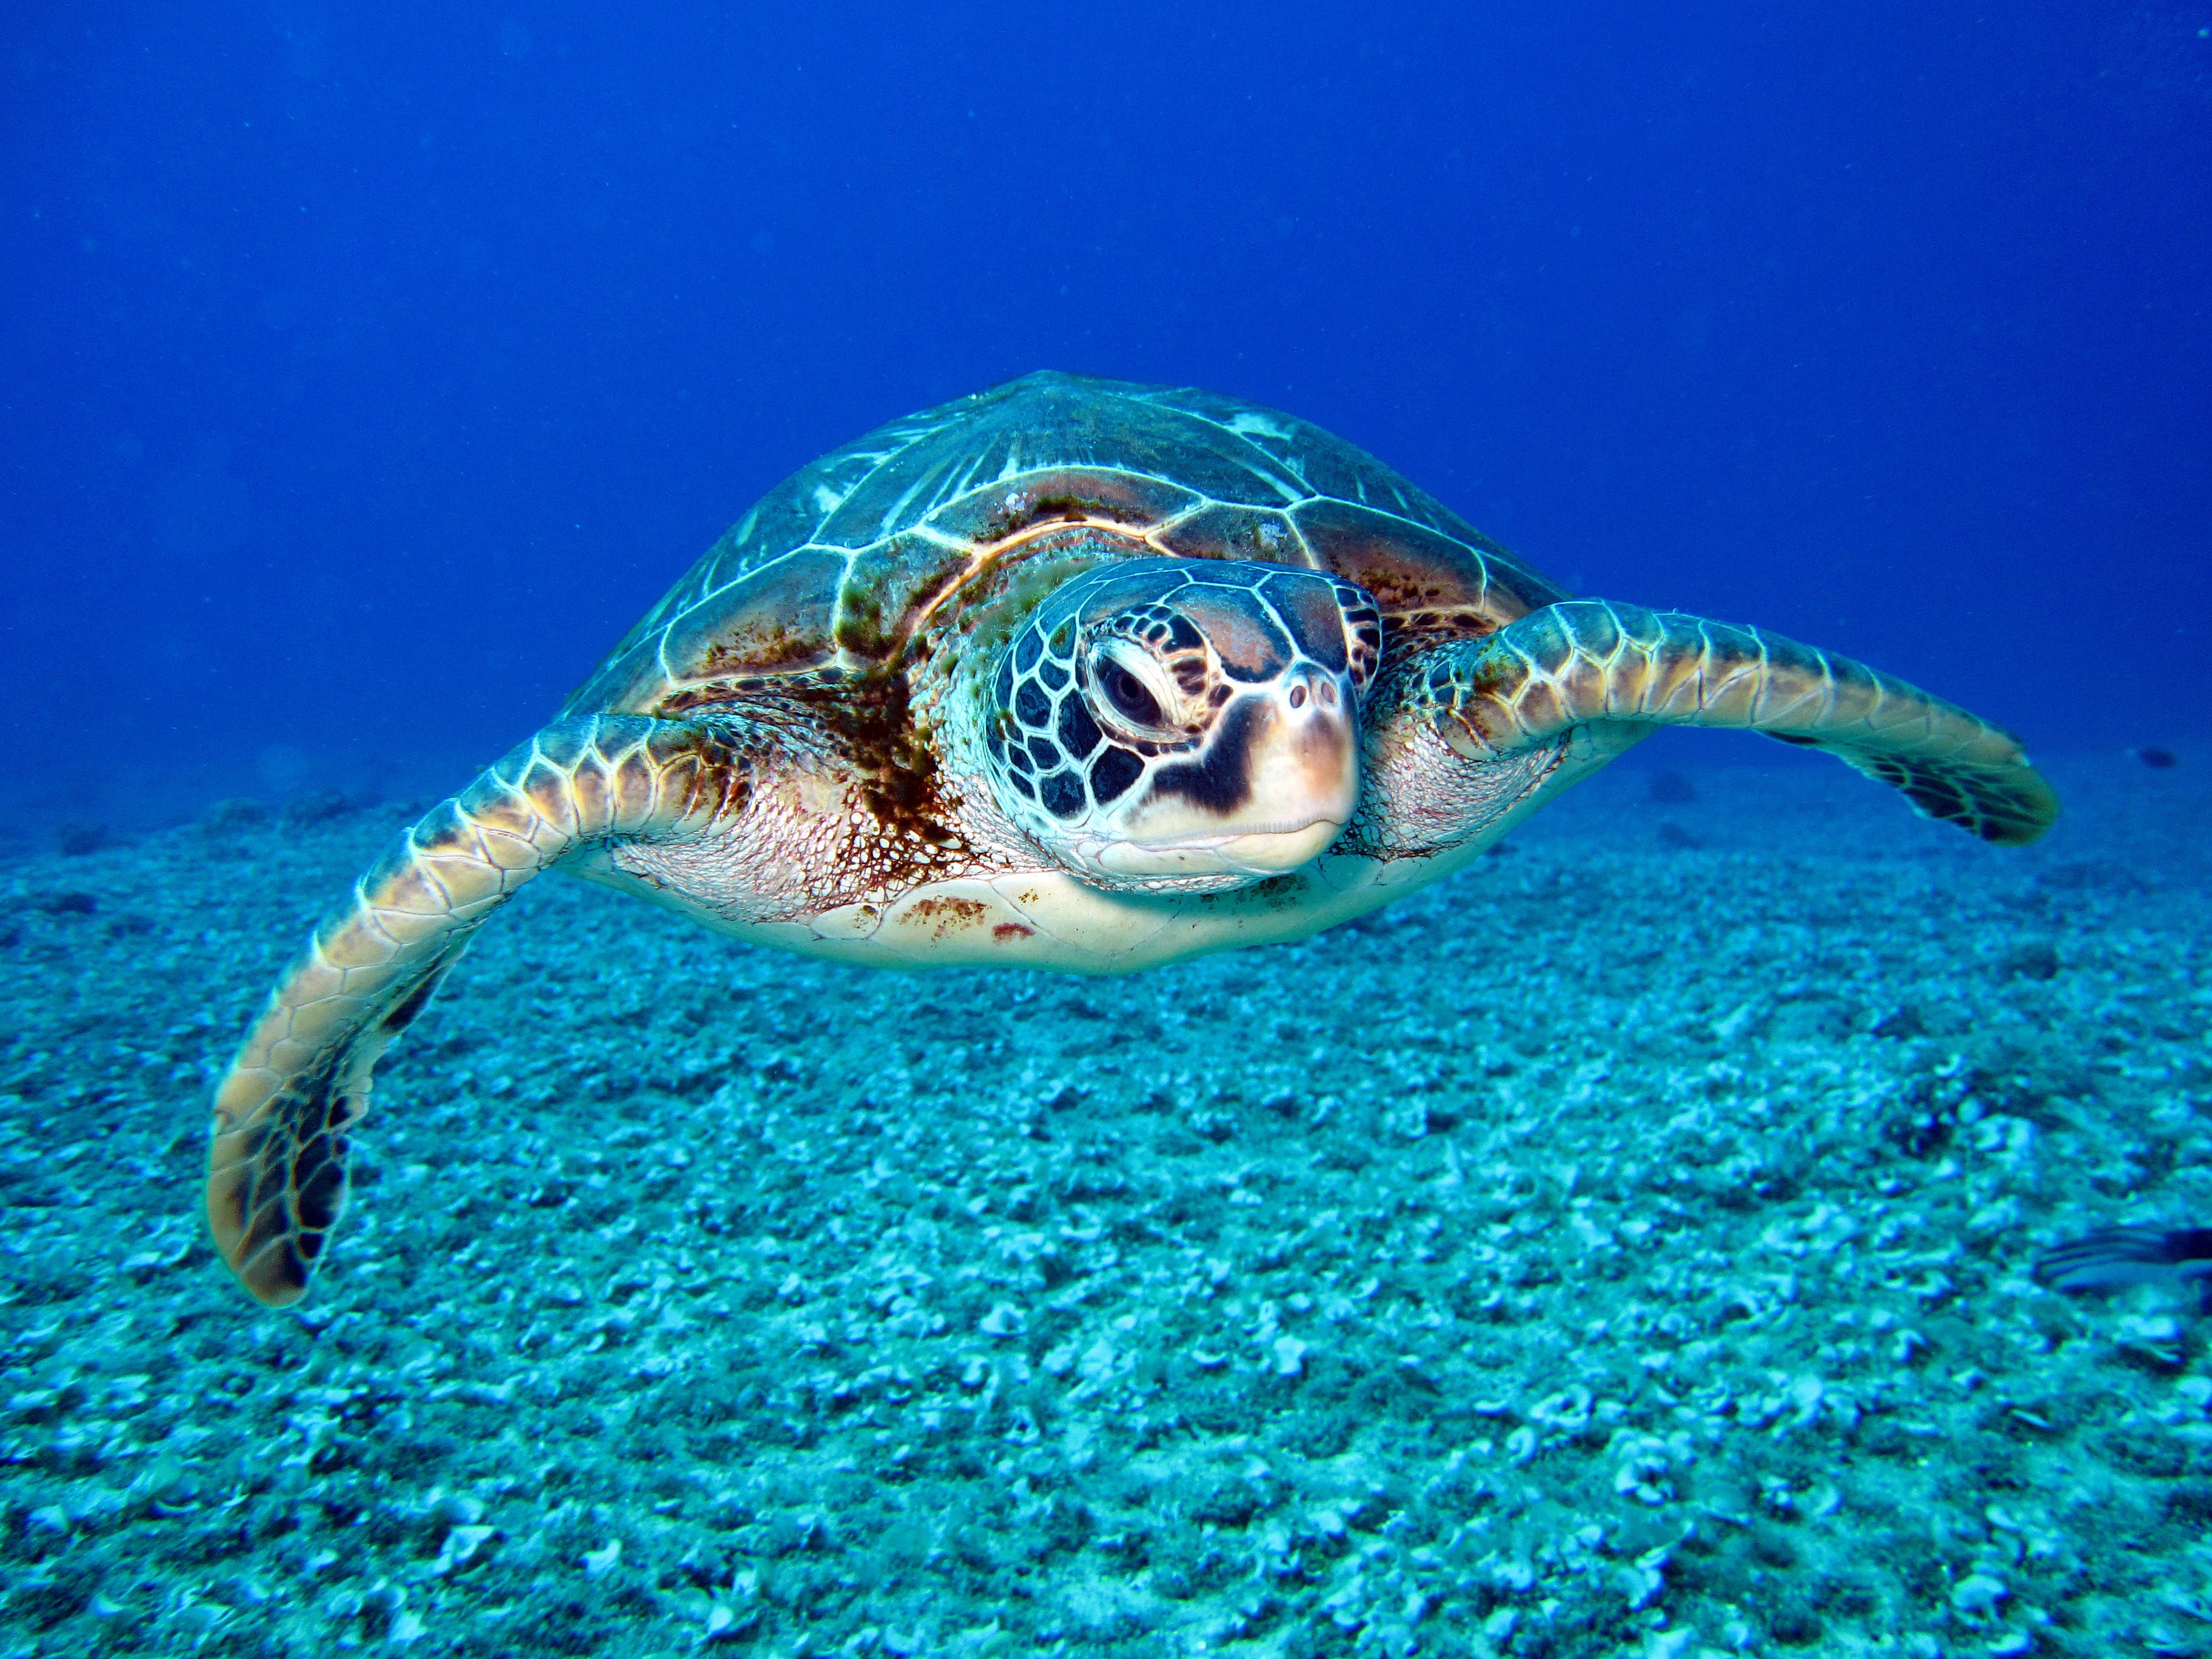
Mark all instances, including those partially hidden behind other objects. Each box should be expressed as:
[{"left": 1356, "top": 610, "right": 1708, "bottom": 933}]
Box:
[
  {"left": 201, "top": 370, "right": 2061, "bottom": 1307},
  {"left": 586, "top": 711, "right": 1589, "bottom": 974}
]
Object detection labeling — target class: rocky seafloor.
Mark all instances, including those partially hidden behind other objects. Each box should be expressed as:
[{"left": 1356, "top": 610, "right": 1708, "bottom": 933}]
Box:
[{"left": 1, "top": 752, "right": 2207, "bottom": 1659}]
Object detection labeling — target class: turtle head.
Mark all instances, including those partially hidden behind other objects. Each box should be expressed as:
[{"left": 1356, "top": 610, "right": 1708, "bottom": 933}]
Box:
[{"left": 977, "top": 558, "right": 1381, "bottom": 891}]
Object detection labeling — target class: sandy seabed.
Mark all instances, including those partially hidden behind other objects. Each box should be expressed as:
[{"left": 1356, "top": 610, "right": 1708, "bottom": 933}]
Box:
[{"left": 0, "top": 754, "right": 2207, "bottom": 1659}]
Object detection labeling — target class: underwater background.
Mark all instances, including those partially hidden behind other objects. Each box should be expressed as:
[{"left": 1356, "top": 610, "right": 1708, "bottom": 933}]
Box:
[{"left": 2, "top": 3, "right": 2210, "bottom": 1657}]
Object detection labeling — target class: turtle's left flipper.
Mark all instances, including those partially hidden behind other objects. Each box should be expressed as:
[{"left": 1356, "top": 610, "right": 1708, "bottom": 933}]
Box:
[
  {"left": 1410, "top": 600, "right": 2059, "bottom": 845},
  {"left": 207, "top": 714, "right": 746, "bottom": 1306}
]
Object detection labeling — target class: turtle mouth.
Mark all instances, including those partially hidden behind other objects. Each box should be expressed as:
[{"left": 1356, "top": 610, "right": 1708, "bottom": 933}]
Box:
[
  {"left": 1057, "top": 674, "right": 1360, "bottom": 888},
  {"left": 1074, "top": 816, "right": 1349, "bottom": 882}
]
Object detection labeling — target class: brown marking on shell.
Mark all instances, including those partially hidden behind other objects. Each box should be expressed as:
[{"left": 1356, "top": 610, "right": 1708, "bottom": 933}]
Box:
[
  {"left": 682, "top": 548, "right": 845, "bottom": 675},
  {"left": 903, "top": 895, "right": 988, "bottom": 938},
  {"left": 1151, "top": 503, "right": 1312, "bottom": 565},
  {"left": 927, "top": 468, "right": 1202, "bottom": 546},
  {"left": 832, "top": 532, "right": 980, "bottom": 660},
  {"left": 1292, "top": 499, "right": 1567, "bottom": 626},
  {"left": 1398, "top": 608, "right": 1503, "bottom": 637},
  {"left": 843, "top": 512, "right": 1180, "bottom": 666},
  {"left": 575, "top": 549, "right": 845, "bottom": 713},
  {"left": 657, "top": 666, "right": 851, "bottom": 719},
  {"left": 569, "top": 376, "right": 1578, "bottom": 766},
  {"left": 993, "top": 922, "right": 1034, "bottom": 942},
  {"left": 911, "top": 529, "right": 1155, "bottom": 719}
]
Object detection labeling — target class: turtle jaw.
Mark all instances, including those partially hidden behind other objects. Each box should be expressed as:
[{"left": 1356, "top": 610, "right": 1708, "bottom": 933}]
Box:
[
  {"left": 1074, "top": 815, "right": 1350, "bottom": 883},
  {"left": 1071, "top": 672, "right": 1361, "bottom": 886}
]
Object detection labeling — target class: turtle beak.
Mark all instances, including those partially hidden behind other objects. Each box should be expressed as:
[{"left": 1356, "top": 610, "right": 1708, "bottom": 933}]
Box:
[
  {"left": 1220, "top": 666, "right": 1359, "bottom": 870},
  {"left": 1102, "top": 665, "right": 1359, "bottom": 879}
]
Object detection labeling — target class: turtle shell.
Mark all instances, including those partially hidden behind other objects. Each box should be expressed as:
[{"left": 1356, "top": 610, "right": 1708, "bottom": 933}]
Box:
[{"left": 563, "top": 370, "right": 1567, "bottom": 718}]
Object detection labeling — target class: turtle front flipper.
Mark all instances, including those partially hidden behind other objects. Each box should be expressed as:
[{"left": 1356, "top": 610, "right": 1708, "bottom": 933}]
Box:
[
  {"left": 207, "top": 714, "right": 746, "bottom": 1305},
  {"left": 1401, "top": 600, "right": 2058, "bottom": 845}
]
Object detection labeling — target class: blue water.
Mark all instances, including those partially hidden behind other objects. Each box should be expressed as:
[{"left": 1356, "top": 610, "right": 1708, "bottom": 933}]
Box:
[
  {"left": 3, "top": 9, "right": 2211, "bottom": 1657},
  {"left": 1, "top": 2, "right": 2205, "bottom": 836}
]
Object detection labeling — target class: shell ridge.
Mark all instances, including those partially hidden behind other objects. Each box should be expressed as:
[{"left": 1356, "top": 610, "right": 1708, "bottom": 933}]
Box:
[{"left": 575, "top": 372, "right": 1569, "bottom": 715}]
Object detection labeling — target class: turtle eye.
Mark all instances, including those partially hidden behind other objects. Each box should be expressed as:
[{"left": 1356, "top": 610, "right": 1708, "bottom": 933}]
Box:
[
  {"left": 1101, "top": 662, "right": 1162, "bottom": 728},
  {"left": 1087, "top": 637, "right": 1183, "bottom": 737}
]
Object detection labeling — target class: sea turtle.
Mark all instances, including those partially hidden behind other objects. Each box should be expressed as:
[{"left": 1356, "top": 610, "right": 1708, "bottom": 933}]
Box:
[{"left": 208, "top": 370, "right": 2059, "bottom": 1304}]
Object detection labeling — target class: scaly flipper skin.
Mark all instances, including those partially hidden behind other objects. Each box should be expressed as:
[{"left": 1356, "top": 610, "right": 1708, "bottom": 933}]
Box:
[
  {"left": 1410, "top": 600, "right": 2059, "bottom": 845},
  {"left": 207, "top": 715, "right": 746, "bottom": 1305},
  {"left": 205, "top": 377, "right": 2065, "bottom": 1312}
]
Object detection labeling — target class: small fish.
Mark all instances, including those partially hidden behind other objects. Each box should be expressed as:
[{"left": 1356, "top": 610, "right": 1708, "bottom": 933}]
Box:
[
  {"left": 2035, "top": 1226, "right": 2212, "bottom": 1310},
  {"left": 2134, "top": 747, "right": 2179, "bottom": 769}
]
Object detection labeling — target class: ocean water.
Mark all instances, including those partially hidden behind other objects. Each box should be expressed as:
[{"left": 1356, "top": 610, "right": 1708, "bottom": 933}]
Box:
[
  {"left": 3, "top": 4, "right": 2210, "bottom": 1657},
  {"left": 4, "top": 758, "right": 2209, "bottom": 1657}
]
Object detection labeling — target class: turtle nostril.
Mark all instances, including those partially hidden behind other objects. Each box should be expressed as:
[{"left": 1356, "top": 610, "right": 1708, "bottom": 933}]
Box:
[
  {"left": 1319, "top": 680, "right": 1338, "bottom": 708},
  {"left": 1289, "top": 685, "right": 1308, "bottom": 710}
]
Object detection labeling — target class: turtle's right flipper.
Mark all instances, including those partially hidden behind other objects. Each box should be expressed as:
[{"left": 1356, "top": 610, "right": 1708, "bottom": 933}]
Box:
[
  {"left": 1407, "top": 600, "right": 2059, "bottom": 845},
  {"left": 206, "top": 715, "right": 746, "bottom": 1306}
]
